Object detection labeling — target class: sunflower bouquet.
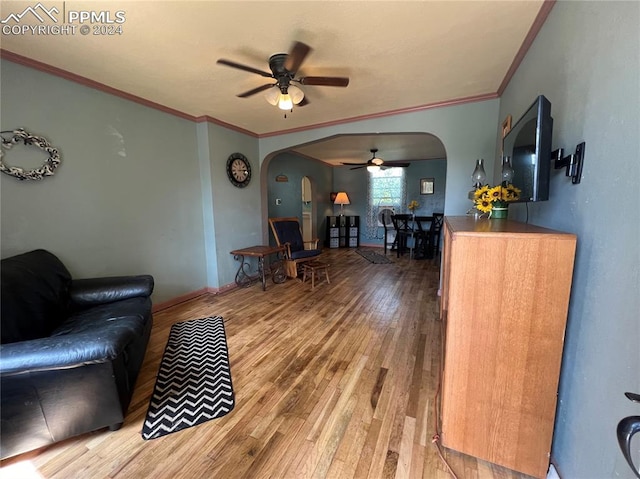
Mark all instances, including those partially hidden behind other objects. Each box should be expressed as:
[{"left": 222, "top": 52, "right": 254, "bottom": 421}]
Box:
[
  {"left": 408, "top": 200, "right": 419, "bottom": 212},
  {"left": 474, "top": 183, "right": 521, "bottom": 215}
]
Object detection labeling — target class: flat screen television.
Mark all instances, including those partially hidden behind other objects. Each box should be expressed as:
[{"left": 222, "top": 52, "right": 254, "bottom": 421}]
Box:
[{"left": 502, "top": 95, "right": 553, "bottom": 202}]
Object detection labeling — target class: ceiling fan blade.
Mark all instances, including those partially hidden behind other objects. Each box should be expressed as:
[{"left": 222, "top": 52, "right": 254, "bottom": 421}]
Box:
[
  {"left": 342, "top": 162, "right": 367, "bottom": 166},
  {"left": 299, "top": 76, "right": 349, "bottom": 87},
  {"left": 383, "top": 162, "right": 411, "bottom": 167},
  {"left": 217, "top": 59, "right": 273, "bottom": 78},
  {"left": 349, "top": 165, "right": 367, "bottom": 170},
  {"left": 237, "top": 83, "right": 275, "bottom": 98},
  {"left": 285, "top": 41, "right": 312, "bottom": 73}
]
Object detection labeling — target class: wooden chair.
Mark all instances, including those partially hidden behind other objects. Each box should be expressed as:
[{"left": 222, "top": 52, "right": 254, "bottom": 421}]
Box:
[
  {"left": 383, "top": 221, "right": 395, "bottom": 255},
  {"left": 391, "top": 214, "right": 412, "bottom": 257},
  {"left": 268, "top": 217, "right": 321, "bottom": 278},
  {"left": 414, "top": 216, "right": 433, "bottom": 259},
  {"left": 429, "top": 213, "right": 444, "bottom": 259}
]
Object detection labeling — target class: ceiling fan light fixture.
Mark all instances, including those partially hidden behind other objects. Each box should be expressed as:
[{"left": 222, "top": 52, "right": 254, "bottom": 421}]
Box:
[
  {"left": 264, "top": 87, "right": 280, "bottom": 106},
  {"left": 288, "top": 85, "right": 305, "bottom": 105},
  {"left": 277, "top": 93, "right": 293, "bottom": 110},
  {"left": 369, "top": 148, "right": 384, "bottom": 168}
]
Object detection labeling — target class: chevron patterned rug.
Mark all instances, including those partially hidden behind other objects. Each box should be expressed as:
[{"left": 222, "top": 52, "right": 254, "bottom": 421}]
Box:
[{"left": 141, "top": 316, "right": 235, "bottom": 440}]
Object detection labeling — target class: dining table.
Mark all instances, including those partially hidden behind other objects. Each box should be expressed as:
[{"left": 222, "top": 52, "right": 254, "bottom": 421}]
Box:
[{"left": 396, "top": 215, "right": 434, "bottom": 259}]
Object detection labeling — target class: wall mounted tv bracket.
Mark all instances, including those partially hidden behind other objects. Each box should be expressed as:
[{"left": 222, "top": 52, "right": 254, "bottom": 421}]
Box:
[{"left": 552, "top": 141, "right": 585, "bottom": 184}]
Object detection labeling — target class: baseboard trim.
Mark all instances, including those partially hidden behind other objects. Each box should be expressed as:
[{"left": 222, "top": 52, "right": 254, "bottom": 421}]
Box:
[
  {"left": 152, "top": 283, "right": 238, "bottom": 312},
  {"left": 358, "top": 243, "right": 385, "bottom": 249}
]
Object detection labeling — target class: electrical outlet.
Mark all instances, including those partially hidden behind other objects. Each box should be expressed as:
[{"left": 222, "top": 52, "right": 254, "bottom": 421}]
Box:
[{"left": 275, "top": 198, "right": 282, "bottom": 206}]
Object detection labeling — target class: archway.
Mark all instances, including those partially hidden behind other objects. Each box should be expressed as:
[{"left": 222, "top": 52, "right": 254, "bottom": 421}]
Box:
[{"left": 260, "top": 132, "right": 448, "bottom": 248}]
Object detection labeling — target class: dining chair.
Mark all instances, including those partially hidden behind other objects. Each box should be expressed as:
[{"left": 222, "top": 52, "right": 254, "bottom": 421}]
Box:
[
  {"left": 414, "top": 216, "right": 433, "bottom": 259},
  {"left": 429, "top": 213, "right": 444, "bottom": 260},
  {"left": 391, "top": 214, "right": 412, "bottom": 257},
  {"left": 388, "top": 215, "right": 399, "bottom": 255}
]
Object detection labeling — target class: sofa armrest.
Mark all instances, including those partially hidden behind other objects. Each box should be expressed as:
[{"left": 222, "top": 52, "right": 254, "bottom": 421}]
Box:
[
  {"left": 0, "top": 324, "right": 139, "bottom": 376},
  {"left": 69, "top": 275, "right": 154, "bottom": 308}
]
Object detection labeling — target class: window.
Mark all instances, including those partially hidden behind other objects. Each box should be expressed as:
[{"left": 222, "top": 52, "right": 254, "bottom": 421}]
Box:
[{"left": 365, "top": 168, "right": 406, "bottom": 239}]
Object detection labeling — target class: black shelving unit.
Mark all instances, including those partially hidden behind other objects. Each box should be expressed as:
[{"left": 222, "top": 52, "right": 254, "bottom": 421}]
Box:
[{"left": 326, "top": 216, "right": 359, "bottom": 248}]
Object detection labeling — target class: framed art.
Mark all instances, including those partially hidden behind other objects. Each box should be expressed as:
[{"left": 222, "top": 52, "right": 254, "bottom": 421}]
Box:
[
  {"left": 501, "top": 114, "right": 513, "bottom": 155},
  {"left": 420, "top": 178, "right": 434, "bottom": 195},
  {"left": 502, "top": 115, "right": 512, "bottom": 138}
]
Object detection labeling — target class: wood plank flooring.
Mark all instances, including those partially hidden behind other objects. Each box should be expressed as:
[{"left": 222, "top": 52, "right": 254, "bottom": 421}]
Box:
[{"left": 0, "top": 248, "right": 536, "bottom": 479}]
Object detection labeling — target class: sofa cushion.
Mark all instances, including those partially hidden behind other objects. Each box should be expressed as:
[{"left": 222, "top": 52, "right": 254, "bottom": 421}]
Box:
[
  {"left": 0, "top": 297, "right": 152, "bottom": 375},
  {"left": 1, "top": 250, "right": 72, "bottom": 344},
  {"left": 52, "top": 296, "right": 151, "bottom": 338}
]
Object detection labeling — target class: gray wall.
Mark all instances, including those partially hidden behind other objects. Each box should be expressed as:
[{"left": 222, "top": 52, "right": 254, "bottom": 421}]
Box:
[
  {"left": 0, "top": 61, "right": 208, "bottom": 303},
  {"left": 499, "top": 2, "right": 640, "bottom": 477},
  {"left": 202, "top": 122, "right": 260, "bottom": 288}
]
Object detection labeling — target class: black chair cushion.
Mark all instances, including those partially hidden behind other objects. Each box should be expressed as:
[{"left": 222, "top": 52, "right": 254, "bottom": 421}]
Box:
[
  {"left": 272, "top": 220, "right": 304, "bottom": 252},
  {"left": 290, "top": 249, "right": 321, "bottom": 260},
  {"left": 1, "top": 250, "right": 72, "bottom": 344}
]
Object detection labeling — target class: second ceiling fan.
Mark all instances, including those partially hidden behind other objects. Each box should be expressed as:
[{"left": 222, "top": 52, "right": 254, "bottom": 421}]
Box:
[
  {"left": 342, "top": 149, "right": 411, "bottom": 170},
  {"left": 217, "top": 41, "right": 349, "bottom": 110}
]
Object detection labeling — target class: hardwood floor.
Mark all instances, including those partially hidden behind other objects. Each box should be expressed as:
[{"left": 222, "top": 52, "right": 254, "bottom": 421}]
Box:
[{"left": 0, "top": 248, "right": 536, "bottom": 479}]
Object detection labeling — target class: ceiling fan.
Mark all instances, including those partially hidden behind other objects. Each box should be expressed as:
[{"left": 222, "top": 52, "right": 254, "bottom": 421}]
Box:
[
  {"left": 217, "top": 41, "right": 349, "bottom": 110},
  {"left": 342, "top": 149, "right": 411, "bottom": 170}
]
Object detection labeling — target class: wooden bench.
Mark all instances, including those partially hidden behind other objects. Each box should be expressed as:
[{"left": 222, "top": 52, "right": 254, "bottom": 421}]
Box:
[{"left": 301, "top": 261, "right": 330, "bottom": 290}]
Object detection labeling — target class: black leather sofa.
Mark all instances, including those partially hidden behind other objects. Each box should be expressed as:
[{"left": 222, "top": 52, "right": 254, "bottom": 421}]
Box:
[{"left": 0, "top": 249, "right": 154, "bottom": 459}]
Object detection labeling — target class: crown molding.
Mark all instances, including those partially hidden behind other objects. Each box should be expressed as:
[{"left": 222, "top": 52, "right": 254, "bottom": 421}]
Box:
[
  {"left": 497, "top": 0, "right": 556, "bottom": 96},
  {"left": 2, "top": 45, "right": 536, "bottom": 139},
  {"left": 258, "top": 93, "right": 500, "bottom": 138}
]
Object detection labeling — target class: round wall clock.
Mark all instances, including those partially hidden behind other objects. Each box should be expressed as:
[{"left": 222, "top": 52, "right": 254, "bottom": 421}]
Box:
[{"left": 226, "top": 153, "right": 251, "bottom": 188}]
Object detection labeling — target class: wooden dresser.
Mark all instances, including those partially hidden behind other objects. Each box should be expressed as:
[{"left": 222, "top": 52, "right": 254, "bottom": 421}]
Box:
[{"left": 439, "top": 216, "right": 577, "bottom": 478}]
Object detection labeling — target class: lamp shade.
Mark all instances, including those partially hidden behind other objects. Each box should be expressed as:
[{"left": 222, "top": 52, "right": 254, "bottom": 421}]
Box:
[
  {"left": 264, "top": 85, "right": 305, "bottom": 110},
  {"left": 278, "top": 93, "right": 293, "bottom": 110},
  {"left": 471, "top": 158, "right": 487, "bottom": 187},
  {"left": 501, "top": 156, "right": 514, "bottom": 183},
  {"left": 289, "top": 85, "right": 304, "bottom": 105},
  {"left": 333, "top": 192, "right": 350, "bottom": 205},
  {"left": 264, "top": 87, "right": 280, "bottom": 106}
]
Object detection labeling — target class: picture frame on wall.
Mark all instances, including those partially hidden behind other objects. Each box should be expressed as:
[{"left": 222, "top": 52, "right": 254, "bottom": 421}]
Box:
[
  {"left": 501, "top": 114, "right": 513, "bottom": 155},
  {"left": 420, "top": 178, "right": 434, "bottom": 195},
  {"left": 501, "top": 114, "right": 513, "bottom": 138}
]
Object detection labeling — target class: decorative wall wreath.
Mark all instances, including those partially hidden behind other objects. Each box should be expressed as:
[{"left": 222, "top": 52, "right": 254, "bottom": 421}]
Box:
[{"left": 0, "top": 128, "right": 61, "bottom": 180}]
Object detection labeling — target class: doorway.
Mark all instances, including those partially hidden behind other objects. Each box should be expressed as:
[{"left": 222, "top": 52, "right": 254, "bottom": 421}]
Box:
[{"left": 301, "top": 176, "right": 313, "bottom": 245}]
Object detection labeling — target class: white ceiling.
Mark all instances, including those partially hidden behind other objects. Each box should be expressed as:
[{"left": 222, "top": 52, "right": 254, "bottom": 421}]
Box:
[{"left": 0, "top": 0, "right": 546, "bottom": 164}]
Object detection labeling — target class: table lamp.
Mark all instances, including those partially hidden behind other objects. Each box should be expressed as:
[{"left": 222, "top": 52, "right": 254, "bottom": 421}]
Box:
[{"left": 334, "top": 191, "right": 350, "bottom": 216}]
